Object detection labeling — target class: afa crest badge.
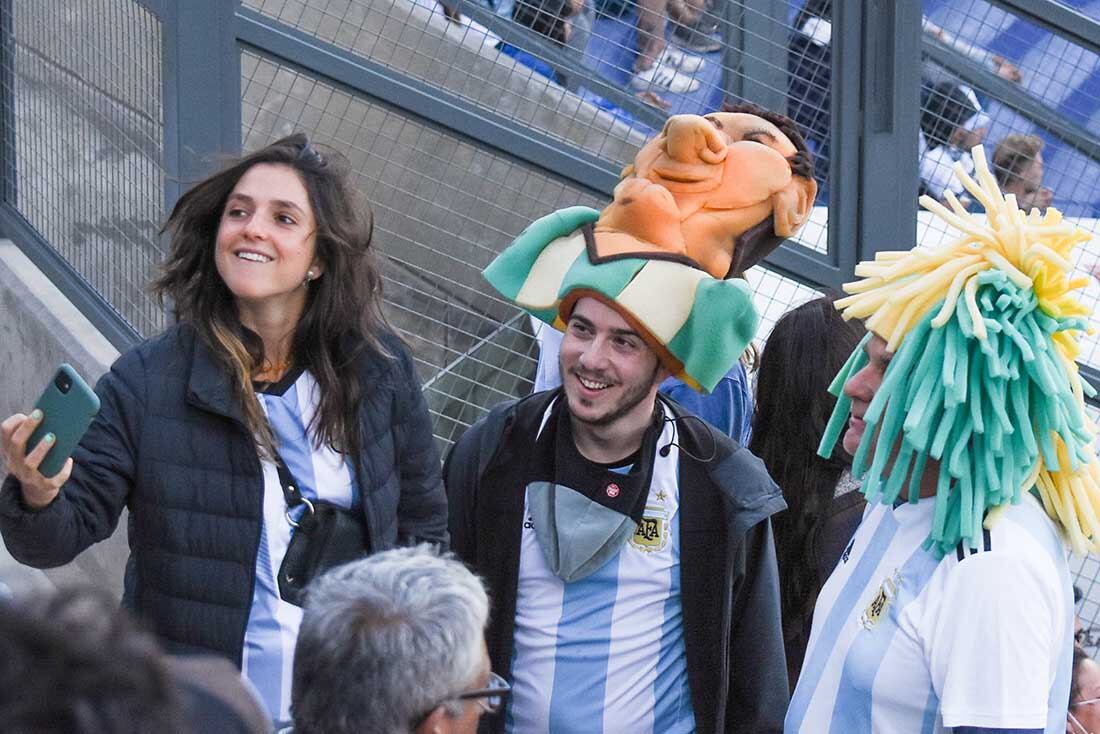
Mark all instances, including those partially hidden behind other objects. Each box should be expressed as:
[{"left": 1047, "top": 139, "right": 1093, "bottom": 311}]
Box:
[
  {"left": 859, "top": 569, "right": 901, "bottom": 630},
  {"left": 631, "top": 504, "right": 670, "bottom": 553}
]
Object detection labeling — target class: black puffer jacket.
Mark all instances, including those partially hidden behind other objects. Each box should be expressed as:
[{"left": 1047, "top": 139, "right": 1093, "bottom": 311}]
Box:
[{"left": 0, "top": 323, "right": 448, "bottom": 663}]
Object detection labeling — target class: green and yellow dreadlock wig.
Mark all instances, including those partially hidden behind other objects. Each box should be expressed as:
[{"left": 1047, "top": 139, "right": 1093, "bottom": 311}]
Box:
[{"left": 818, "top": 146, "right": 1100, "bottom": 557}]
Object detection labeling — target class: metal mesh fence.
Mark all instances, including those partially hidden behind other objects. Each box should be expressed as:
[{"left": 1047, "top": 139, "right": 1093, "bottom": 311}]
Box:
[
  {"left": 235, "top": 0, "right": 840, "bottom": 449},
  {"left": 916, "top": 0, "right": 1100, "bottom": 373},
  {"left": 242, "top": 0, "right": 832, "bottom": 256},
  {"left": 3, "top": 0, "right": 164, "bottom": 337},
  {"left": 240, "top": 27, "right": 825, "bottom": 448},
  {"left": 242, "top": 50, "right": 607, "bottom": 445}
]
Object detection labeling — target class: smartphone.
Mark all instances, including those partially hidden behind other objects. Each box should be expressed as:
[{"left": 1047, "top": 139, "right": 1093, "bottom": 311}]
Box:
[{"left": 24, "top": 364, "right": 100, "bottom": 479}]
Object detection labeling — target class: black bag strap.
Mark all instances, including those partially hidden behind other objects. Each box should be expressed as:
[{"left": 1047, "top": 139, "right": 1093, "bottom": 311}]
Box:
[
  {"left": 272, "top": 450, "right": 304, "bottom": 507},
  {"left": 270, "top": 450, "right": 314, "bottom": 529}
]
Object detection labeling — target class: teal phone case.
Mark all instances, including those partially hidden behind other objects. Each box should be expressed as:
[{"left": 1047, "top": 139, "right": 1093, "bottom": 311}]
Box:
[{"left": 26, "top": 364, "right": 100, "bottom": 479}]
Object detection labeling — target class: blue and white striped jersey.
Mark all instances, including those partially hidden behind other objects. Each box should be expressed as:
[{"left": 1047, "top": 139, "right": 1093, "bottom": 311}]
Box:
[
  {"left": 786, "top": 492, "right": 1073, "bottom": 734},
  {"left": 242, "top": 370, "right": 358, "bottom": 723},
  {"left": 505, "top": 412, "right": 695, "bottom": 734}
]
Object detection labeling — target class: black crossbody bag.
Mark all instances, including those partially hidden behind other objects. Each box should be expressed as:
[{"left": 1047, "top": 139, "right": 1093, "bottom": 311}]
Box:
[{"left": 273, "top": 452, "right": 370, "bottom": 606}]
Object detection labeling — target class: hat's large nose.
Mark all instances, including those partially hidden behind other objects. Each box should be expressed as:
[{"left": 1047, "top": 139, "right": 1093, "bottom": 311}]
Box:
[{"left": 663, "top": 115, "right": 727, "bottom": 165}]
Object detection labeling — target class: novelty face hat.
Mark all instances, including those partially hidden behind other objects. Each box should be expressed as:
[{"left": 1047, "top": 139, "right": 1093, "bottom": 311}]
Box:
[
  {"left": 819, "top": 146, "right": 1100, "bottom": 557},
  {"left": 483, "top": 108, "right": 816, "bottom": 394}
]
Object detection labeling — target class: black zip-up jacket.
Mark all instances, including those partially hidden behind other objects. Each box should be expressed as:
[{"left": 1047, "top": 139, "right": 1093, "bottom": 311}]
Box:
[
  {"left": 0, "top": 323, "right": 448, "bottom": 663},
  {"left": 444, "top": 390, "right": 789, "bottom": 734}
]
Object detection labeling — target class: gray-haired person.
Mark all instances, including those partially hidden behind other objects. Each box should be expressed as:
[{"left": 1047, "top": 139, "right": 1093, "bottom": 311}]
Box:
[{"left": 287, "top": 545, "right": 509, "bottom": 734}]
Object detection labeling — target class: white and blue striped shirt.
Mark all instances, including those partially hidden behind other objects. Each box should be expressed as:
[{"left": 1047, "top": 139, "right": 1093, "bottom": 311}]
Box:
[
  {"left": 786, "top": 492, "right": 1073, "bottom": 734},
  {"left": 242, "top": 370, "right": 358, "bottom": 723},
  {"left": 505, "top": 413, "right": 695, "bottom": 734}
]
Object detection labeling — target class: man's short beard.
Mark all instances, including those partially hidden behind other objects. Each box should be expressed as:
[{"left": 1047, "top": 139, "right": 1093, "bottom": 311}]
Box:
[{"left": 564, "top": 360, "right": 662, "bottom": 428}]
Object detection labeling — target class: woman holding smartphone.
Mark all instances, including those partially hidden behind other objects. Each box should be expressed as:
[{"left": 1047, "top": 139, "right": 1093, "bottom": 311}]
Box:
[{"left": 0, "top": 134, "right": 448, "bottom": 724}]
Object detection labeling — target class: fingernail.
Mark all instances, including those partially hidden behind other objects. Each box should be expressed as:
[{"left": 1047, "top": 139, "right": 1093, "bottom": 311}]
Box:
[
  {"left": 44, "top": 433, "right": 55, "bottom": 444},
  {"left": 30, "top": 410, "right": 42, "bottom": 421}
]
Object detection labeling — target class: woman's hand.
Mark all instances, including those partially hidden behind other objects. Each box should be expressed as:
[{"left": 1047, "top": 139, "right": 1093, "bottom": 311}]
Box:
[{"left": 0, "top": 411, "right": 72, "bottom": 510}]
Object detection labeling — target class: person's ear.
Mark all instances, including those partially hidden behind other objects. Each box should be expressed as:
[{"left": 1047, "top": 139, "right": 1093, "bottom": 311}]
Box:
[
  {"left": 651, "top": 359, "right": 673, "bottom": 390},
  {"left": 414, "top": 705, "right": 450, "bottom": 734},
  {"left": 771, "top": 175, "right": 817, "bottom": 238},
  {"left": 308, "top": 259, "right": 324, "bottom": 281}
]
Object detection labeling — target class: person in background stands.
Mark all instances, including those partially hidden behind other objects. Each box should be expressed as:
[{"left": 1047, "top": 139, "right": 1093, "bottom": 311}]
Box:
[
  {"left": 629, "top": 0, "right": 712, "bottom": 94},
  {"left": 918, "top": 80, "right": 990, "bottom": 205},
  {"left": 993, "top": 133, "right": 1054, "bottom": 214}
]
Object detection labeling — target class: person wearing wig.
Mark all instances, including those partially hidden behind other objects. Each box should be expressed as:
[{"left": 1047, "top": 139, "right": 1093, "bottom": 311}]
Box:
[
  {"left": 786, "top": 149, "right": 1098, "bottom": 733},
  {"left": 446, "top": 109, "right": 801, "bottom": 733},
  {"left": 0, "top": 134, "right": 449, "bottom": 725}
]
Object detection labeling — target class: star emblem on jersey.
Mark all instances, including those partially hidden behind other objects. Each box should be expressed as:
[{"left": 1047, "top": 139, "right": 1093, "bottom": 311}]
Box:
[
  {"left": 655, "top": 489, "right": 668, "bottom": 502},
  {"left": 605, "top": 482, "right": 620, "bottom": 498},
  {"left": 859, "top": 569, "right": 901, "bottom": 630},
  {"left": 630, "top": 504, "right": 670, "bottom": 553}
]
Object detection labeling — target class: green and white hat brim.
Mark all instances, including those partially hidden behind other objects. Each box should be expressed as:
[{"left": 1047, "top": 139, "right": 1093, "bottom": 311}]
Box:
[{"left": 483, "top": 206, "right": 759, "bottom": 393}]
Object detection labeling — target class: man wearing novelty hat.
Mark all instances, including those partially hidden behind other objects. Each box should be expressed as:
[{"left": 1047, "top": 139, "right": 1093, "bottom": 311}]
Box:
[
  {"left": 786, "top": 150, "right": 1100, "bottom": 732},
  {"left": 444, "top": 107, "right": 813, "bottom": 734}
]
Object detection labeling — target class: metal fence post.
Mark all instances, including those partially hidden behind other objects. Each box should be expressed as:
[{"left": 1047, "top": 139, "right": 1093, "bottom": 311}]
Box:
[
  {"left": 739, "top": 0, "right": 789, "bottom": 113},
  {"left": 830, "top": 0, "right": 921, "bottom": 272},
  {"left": 161, "top": 0, "right": 241, "bottom": 215},
  {"left": 860, "top": 0, "right": 921, "bottom": 262},
  {"left": 721, "top": 0, "right": 788, "bottom": 112},
  {"left": 0, "top": 0, "right": 15, "bottom": 207}
]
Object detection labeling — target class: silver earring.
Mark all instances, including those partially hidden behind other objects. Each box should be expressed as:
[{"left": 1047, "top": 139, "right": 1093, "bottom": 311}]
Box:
[{"left": 303, "top": 270, "right": 315, "bottom": 288}]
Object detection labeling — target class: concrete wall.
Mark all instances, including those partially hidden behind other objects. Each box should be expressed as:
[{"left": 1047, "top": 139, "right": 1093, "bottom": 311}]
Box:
[{"left": 0, "top": 240, "right": 126, "bottom": 599}]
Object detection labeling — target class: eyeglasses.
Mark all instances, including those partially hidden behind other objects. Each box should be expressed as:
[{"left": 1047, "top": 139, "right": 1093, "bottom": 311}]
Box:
[
  {"left": 456, "top": 672, "right": 511, "bottom": 713},
  {"left": 412, "top": 672, "right": 511, "bottom": 728}
]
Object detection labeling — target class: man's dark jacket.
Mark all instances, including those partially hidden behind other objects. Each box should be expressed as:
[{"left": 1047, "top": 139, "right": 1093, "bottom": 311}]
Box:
[
  {"left": 444, "top": 390, "right": 789, "bottom": 734},
  {"left": 0, "top": 323, "right": 448, "bottom": 663}
]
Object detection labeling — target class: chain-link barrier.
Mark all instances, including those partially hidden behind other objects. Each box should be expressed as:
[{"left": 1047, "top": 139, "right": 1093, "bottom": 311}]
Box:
[
  {"left": 3, "top": 0, "right": 165, "bottom": 337},
  {"left": 915, "top": 1, "right": 1100, "bottom": 376},
  {"left": 239, "top": 0, "right": 830, "bottom": 446}
]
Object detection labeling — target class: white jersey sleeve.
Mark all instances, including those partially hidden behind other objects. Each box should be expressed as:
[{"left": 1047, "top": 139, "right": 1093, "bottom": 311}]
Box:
[{"left": 928, "top": 538, "right": 1065, "bottom": 729}]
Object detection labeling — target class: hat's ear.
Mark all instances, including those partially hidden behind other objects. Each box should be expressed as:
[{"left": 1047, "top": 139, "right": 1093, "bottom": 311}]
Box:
[
  {"left": 771, "top": 174, "right": 817, "bottom": 237},
  {"left": 620, "top": 163, "right": 635, "bottom": 179}
]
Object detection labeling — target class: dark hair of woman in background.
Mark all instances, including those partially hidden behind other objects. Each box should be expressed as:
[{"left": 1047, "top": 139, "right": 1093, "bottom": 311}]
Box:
[{"left": 748, "top": 295, "right": 866, "bottom": 691}]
